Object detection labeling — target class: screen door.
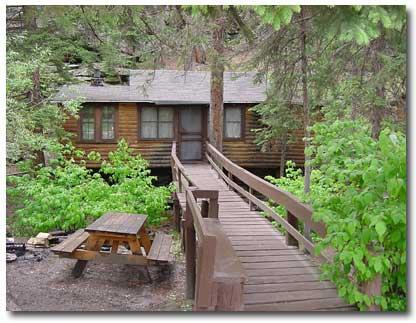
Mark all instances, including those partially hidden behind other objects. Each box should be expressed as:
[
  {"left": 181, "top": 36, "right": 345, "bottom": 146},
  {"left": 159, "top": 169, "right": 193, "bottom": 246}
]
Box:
[{"left": 179, "top": 107, "right": 202, "bottom": 161}]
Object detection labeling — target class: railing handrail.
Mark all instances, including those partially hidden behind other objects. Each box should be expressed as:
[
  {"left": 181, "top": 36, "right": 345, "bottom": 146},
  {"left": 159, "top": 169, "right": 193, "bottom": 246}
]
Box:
[
  {"left": 206, "top": 141, "right": 326, "bottom": 257},
  {"left": 171, "top": 142, "right": 195, "bottom": 191},
  {"left": 184, "top": 187, "right": 245, "bottom": 310}
]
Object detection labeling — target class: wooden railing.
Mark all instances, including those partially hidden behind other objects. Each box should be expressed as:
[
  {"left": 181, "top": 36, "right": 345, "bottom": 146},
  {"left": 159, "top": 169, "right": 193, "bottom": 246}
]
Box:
[
  {"left": 170, "top": 142, "right": 195, "bottom": 193},
  {"left": 206, "top": 142, "right": 382, "bottom": 310},
  {"left": 170, "top": 142, "right": 246, "bottom": 311},
  {"left": 206, "top": 142, "right": 327, "bottom": 260}
]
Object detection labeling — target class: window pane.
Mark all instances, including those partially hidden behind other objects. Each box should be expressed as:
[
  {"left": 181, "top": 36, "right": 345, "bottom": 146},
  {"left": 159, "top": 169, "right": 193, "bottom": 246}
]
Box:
[
  {"left": 159, "top": 107, "right": 173, "bottom": 122},
  {"left": 102, "top": 122, "right": 115, "bottom": 140},
  {"left": 101, "top": 106, "right": 115, "bottom": 139},
  {"left": 141, "top": 121, "right": 157, "bottom": 138},
  {"left": 141, "top": 107, "right": 157, "bottom": 121},
  {"left": 159, "top": 122, "right": 173, "bottom": 138},
  {"left": 81, "top": 107, "right": 95, "bottom": 140},
  {"left": 225, "top": 107, "right": 242, "bottom": 122},
  {"left": 180, "top": 108, "right": 201, "bottom": 133},
  {"left": 102, "top": 106, "right": 114, "bottom": 120},
  {"left": 225, "top": 122, "right": 241, "bottom": 138}
]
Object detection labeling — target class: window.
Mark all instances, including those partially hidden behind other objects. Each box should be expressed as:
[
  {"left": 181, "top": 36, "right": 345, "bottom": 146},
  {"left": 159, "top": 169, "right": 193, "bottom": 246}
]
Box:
[
  {"left": 101, "top": 106, "right": 115, "bottom": 140},
  {"left": 81, "top": 107, "right": 95, "bottom": 140},
  {"left": 141, "top": 107, "right": 174, "bottom": 139},
  {"left": 79, "top": 105, "right": 117, "bottom": 141},
  {"left": 224, "top": 106, "right": 243, "bottom": 139}
]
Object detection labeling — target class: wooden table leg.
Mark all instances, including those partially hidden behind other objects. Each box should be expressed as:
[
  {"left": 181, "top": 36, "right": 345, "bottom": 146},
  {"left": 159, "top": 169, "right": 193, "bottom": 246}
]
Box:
[
  {"left": 111, "top": 240, "right": 120, "bottom": 254},
  {"left": 138, "top": 227, "right": 151, "bottom": 254},
  {"left": 72, "top": 236, "right": 104, "bottom": 278},
  {"left": 128, "top": 238, "right": 152, "bottom": 282},
  {"left": 128, "top": 239, "right": 142, "bottom": 255},
  {"left": 72, "top": 260, "right": 88, "bottom": 278}
]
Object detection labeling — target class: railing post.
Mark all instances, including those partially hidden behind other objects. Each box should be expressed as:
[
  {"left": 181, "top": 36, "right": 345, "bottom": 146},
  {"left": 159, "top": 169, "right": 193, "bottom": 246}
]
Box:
[
  {"left": 285, "top": 211, "right": 299, "bottom": 247},
  {"left": 173, "top": 194, "right": 181, "bottom": 232},
  {"left": 194, "top": 235, "right": 217, "bottom": 311},
  {"left": 201, "top": 199, "right": 209, "bottom": 218},
  {"left": 248, "top": 187, "right": 253, "bottom": 210},
  {"left": 304, "top": 224, "right": 311, "bottom": 244},
  {"left": 184, "top": 195, "right": 196, "bottom": 299},
  {"left": 361, "top": 274, "right": 382, "bottom": 311},
  {"left": 208, "top": 196, "right": 219, "bottom": 219},
  {"left": 178, "top": 168, "right": 183, "bottom": 193}
]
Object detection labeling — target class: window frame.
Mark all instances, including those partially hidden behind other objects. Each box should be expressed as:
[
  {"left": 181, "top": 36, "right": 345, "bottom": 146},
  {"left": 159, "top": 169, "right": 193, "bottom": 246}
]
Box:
[
  {"left": 78, "top": 104, "right": 118, "bottom": 143},
  {"left": 223, "top": 105, "right": 245, "bottom": 141},
  {"left": 138, "top": 105, "right": 175, "bottom": 141}
]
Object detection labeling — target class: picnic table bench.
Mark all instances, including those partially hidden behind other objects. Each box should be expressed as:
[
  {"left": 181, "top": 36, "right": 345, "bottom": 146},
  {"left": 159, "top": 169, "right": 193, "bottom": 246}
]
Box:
[{"left": 51, "top": 212, "right": 173, "bottom": 279}]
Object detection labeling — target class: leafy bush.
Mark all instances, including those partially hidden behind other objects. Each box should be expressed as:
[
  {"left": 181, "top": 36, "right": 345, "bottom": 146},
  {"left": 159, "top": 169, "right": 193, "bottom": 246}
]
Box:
[
  {"left": 266, "top": 119, "right": 406, "bottom": 311},
  {"left": 7, "top": 139, "right": 173, "bottom": 235}
]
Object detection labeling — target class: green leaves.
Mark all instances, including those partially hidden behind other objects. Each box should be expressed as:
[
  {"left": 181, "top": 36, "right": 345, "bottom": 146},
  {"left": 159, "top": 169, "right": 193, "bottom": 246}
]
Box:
[
  {"left": 265, "top": 120, "right": 406, "bottom": 311},
  {"left": 254, "top": 5, "right": 299, "bottom": 31},
  {"left": 375, "top": 221, "right": 387, "bottom": 238},
  {"left": 7, "top": 140, "right": 172, "bottom": 236}
]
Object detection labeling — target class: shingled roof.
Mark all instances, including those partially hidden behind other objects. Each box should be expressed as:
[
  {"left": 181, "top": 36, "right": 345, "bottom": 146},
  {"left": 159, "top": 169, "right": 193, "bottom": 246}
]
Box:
[{"left": 53, "top": 69, "right": 267, "bottom": 104}]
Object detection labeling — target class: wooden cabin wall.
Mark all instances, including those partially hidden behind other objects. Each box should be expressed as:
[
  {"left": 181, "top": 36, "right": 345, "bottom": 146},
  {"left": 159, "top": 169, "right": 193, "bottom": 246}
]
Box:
[
  {"left": 63, "top": 102, "right": 306, "bottom": 170},
  {"left": 222, "top": 105, "right": 305, "bottom": 169},
  {"left": 63, "top": 103, "right": 173, "bottom": 168}
]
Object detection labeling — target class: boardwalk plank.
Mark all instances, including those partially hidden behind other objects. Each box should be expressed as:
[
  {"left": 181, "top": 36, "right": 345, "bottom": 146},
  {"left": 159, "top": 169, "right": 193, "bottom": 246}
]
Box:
[
  {"left": 242, "top": 260, "right": 316, "bottom": 270},
  {"left": 244, "top": 297, "right": 352, "bottom": 311},
  {"left": 244, "top": 281, "right": 334, "bottom": 293},
  {"left": 244, "top": 289, "right": 339, "bottom": 305}
]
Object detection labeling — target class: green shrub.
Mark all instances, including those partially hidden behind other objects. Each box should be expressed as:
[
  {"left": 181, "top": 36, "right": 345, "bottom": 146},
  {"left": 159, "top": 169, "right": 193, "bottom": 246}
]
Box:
[
  {"left": 266, "top": 120, "right": 406, "bottom": 311},
  {"left": 7, "top": 139, "right": 173, "bottom": 235}
]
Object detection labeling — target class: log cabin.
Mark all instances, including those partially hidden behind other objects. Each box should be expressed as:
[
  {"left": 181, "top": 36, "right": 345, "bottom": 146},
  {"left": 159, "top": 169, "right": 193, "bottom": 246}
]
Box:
[{"left": 53, "top": 69, "right": 305, "bottom": 174}]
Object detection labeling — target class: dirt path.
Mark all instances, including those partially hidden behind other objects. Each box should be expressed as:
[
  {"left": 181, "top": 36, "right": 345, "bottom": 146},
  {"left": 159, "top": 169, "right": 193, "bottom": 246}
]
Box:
[{"left": 6, "top": 240, "right": 191, "bottom": 311}]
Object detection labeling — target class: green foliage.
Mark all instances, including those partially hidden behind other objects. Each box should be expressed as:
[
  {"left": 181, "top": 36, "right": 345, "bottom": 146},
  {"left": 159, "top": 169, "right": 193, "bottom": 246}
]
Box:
[
  {"left": 7, "top": 139, "right": 173, "bottom": 235},
  {"left": 254, "top": 5, "right": 300, "bottom": 30},
  {"left": 6, "top": 40, "right": 82, "bottom": 162},
  {"left": 265, "top": 119, "right": 406, "bottom": 311},
  {"left": 250, "top": 98, "right": 301, "bottom": 152}
]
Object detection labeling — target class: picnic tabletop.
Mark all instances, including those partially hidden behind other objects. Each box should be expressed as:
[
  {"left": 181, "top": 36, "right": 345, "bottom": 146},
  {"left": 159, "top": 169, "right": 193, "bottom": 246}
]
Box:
[{"left": 86, "top": 212, "right": 148, "bottom": 236}]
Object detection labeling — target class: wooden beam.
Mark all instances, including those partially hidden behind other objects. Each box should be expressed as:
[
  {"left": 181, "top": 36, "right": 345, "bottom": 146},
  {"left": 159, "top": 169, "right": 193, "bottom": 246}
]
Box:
[{"left": 61, "top": 249, "right": 149, "bottom": 266}]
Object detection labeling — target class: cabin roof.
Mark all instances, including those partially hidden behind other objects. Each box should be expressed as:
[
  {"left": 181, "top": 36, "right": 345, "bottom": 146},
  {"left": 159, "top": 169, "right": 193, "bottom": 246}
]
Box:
[{"left": 52, "top": 69, "right": 267, "bottom": 104}]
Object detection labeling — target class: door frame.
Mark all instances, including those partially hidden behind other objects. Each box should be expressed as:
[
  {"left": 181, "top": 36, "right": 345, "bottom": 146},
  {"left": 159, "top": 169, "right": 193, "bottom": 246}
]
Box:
[{"left": 177, "top": 105, "right": 207, "bottom": 162}]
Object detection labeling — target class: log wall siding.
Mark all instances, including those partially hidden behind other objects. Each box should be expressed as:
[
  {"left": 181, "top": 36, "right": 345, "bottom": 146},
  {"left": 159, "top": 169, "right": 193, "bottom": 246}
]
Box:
[
  {"left": 64, "top": 103, "right": 173, "bottom": 168},
  {"left": 63, "top": 103, "right": 305, "bottom": 169},
  {"left": 222, "top": 106, "right": 305, "bottom": 168}
]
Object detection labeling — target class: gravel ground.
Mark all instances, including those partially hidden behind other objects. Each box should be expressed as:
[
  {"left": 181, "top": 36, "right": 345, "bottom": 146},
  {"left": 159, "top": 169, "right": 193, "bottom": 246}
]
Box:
[{"left": 6, "top": 237, "right": 191, "bottom": 312}]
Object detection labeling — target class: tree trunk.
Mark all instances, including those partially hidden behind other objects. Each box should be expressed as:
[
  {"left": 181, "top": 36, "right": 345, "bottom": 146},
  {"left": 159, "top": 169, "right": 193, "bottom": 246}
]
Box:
[
  {"left": 31, "top": 66, "right": 41, "bottom": 104},
  {"left": 31, "top": 66, "right": 46, "bottom": 166},
  {"left": 209, "top": 16, "right": 226, "bottom": 152},
  {"left": 300, "top": 8, "right": 311, "bottom": 194},
  {"left": 279, "top": 132, "right": 287, "bottom": 177},
  {"left": 370, "top": 36, "right": 386, "bottom": 140},
  {"left": 22, "top": 6, "right": 37, "bottom": 31}
]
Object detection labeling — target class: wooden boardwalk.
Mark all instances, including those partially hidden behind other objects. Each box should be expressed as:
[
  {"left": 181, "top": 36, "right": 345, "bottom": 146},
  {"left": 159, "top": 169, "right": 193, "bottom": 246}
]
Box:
[{"left": 178, "top": 163, "right": 355, "bottom": 311}]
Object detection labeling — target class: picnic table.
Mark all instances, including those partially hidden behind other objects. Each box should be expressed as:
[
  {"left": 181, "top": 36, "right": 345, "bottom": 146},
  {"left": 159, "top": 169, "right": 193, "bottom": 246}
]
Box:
[{"left": 51, "top": 212, "right": 172, "bottom": 278}]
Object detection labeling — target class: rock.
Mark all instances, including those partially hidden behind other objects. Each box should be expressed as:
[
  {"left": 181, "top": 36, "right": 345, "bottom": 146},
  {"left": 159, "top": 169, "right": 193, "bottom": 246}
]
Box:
[
  {"left": 36, "top": 232, "right": 51, "bottom": 240},
  {"left": 27, "top": 237, "right": 49, "bottom": 248},
  {"left": 6, "top": 253, "right": 17, "bottom": 263},
  {"left": 26, "top": 232, "right": 52, "bottom": 247}
]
